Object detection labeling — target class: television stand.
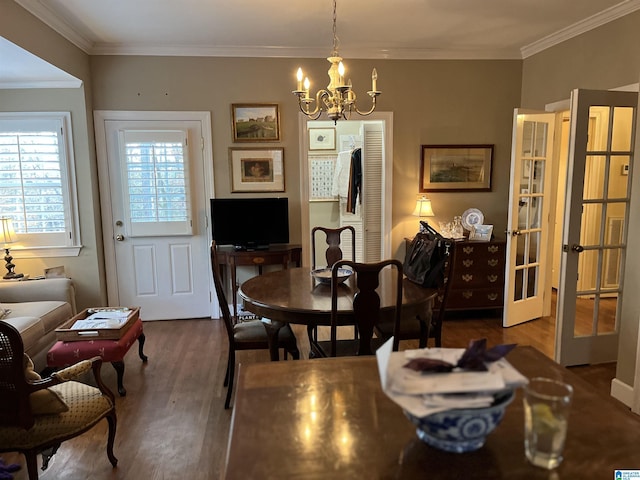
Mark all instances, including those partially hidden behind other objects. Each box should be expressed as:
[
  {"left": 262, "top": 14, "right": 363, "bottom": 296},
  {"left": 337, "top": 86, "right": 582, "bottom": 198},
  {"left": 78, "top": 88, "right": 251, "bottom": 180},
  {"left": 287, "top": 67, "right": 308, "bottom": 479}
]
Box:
[
  {"left": 214, "top": 244, "right": 302, "bottom": 322},
  {"left": 234, "top": 243, "right": 269, "bottom": 252}
]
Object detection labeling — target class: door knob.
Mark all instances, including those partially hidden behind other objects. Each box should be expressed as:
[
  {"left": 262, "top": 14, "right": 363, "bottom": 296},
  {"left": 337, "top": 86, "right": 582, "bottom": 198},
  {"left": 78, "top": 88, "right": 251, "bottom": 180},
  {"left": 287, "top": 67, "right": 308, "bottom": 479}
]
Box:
[
  {"left": 571, "top": 244, "right": 584, "bottom": 252},
  {"left": 116, "top": 234, "right": 125, "bottom": 241}
]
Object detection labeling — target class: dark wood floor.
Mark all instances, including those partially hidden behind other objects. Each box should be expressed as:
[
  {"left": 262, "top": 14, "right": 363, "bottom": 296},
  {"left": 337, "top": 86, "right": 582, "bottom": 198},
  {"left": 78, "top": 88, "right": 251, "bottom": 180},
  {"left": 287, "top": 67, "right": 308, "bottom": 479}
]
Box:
[{"left": 3, "top": 311, "right": 621, "bottom": 479}]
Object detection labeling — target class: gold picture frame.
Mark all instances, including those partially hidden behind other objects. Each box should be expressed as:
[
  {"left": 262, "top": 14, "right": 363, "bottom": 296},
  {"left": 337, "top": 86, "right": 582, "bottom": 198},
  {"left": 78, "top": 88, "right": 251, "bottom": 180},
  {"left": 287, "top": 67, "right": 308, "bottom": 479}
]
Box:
[
  {"left": 420, "top": 144, "right": 493, "bottom": 192},
  {"left": 231, "top": 103, "right": 280, "bottom": 142},
  {"left": 229, "top": 147, "right": 285, "bottom": 192}
]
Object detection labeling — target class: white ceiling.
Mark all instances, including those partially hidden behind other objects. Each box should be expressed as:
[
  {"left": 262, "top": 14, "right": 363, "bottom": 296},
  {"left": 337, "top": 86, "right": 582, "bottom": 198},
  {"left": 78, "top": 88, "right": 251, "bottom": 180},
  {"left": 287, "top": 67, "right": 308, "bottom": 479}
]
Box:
[{"left": 4, "top": 0, "right": 640, "bottom": 87}]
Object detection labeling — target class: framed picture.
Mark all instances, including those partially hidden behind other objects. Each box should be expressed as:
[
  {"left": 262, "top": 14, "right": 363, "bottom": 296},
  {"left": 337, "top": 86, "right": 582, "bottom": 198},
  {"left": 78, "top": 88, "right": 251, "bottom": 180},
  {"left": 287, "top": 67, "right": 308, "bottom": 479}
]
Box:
[
  {"left": 420, "top": 144, "right": 493, "bottom": 192},
  {"left": 231, "top": 103, "right": 280, "bottom": 142},
  {"left": 229, "top": 148, "right": 285, "bottom": 192},
  {"left": 469, "top": 224, "right": 494, "bottom": 241},
  {"left": 308, "top": 127, "right": 336, "bottom": 150},
  {"left": 309, "top": 154, "right": 337, "bottom": 200}
]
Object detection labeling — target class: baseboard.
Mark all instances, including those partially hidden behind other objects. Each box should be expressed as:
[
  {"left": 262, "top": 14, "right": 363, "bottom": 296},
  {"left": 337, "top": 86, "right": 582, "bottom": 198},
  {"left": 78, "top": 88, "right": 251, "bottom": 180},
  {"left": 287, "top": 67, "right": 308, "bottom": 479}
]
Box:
[{"left": 611, "top": 377, "right": 634, "bottom": 408}]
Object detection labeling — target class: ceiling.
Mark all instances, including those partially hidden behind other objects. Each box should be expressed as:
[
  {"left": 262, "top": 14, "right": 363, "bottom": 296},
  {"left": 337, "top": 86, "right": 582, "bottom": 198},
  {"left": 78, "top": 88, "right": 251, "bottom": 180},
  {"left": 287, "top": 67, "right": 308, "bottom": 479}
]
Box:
[{"left": 4, "top": 0, "right": 640, "bottom": 87}]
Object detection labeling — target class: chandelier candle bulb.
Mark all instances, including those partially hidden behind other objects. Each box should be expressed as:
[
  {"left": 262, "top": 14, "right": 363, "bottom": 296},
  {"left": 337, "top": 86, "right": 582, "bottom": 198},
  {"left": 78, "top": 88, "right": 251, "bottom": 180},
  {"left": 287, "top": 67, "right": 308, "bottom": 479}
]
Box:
[
  {"left": 304, "top": 77, "right": 310, "bottom": 100},
  {"left": 296, "top": 68, "right": 303, "bottom": 91},
  {"left": 372, "top": 68, "right": 378, "bottom": 91}
]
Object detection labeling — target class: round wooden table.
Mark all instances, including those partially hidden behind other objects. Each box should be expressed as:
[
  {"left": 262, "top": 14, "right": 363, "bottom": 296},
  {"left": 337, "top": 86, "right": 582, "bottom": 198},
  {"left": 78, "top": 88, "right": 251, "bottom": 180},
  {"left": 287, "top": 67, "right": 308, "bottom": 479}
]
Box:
[{"left": 238, "top": 267, "right": 437, "bottom": 360}]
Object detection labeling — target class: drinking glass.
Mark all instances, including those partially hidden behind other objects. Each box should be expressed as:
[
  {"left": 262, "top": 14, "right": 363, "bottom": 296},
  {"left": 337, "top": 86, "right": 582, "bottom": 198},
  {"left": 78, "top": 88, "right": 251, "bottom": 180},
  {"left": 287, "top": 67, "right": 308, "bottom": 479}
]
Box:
[{"left": 523, "top": 377, "right": 573, "bottom": 469}]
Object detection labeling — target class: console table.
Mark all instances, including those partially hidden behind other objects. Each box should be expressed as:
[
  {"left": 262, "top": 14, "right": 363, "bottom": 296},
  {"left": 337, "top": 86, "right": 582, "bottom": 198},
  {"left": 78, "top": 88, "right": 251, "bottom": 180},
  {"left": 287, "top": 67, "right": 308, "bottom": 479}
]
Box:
[{"left": 215, "top": 244, "right": 302, "bottom": 321}]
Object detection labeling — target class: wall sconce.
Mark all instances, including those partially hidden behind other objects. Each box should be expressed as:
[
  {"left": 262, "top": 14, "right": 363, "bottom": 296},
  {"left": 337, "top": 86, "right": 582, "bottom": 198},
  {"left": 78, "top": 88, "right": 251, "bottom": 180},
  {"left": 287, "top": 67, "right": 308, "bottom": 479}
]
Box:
[{"left": 0, "top": 217, "right": 23, "bottom": 280}]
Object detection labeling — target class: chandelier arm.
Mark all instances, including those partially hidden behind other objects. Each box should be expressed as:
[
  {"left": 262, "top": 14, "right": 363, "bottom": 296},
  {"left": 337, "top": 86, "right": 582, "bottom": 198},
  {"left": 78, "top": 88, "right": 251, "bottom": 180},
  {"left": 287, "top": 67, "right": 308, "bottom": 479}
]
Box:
[{"left": 352, "top": 94, "right": 380, "bottom": 117}]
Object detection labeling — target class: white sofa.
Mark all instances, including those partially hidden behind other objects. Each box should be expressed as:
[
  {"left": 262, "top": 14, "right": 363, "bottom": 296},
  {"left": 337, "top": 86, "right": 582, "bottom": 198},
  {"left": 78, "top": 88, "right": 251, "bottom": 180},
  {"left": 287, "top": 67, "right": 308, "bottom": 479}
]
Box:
[{"left": 0, "top": 278, "right": 76, "bottom": 370}]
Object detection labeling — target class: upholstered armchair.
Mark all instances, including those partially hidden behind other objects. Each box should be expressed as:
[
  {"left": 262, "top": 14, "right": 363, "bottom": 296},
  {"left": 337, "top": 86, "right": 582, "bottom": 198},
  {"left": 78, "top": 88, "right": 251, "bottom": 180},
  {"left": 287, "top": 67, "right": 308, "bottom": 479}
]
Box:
[{"left": 0, "top": 321, "right": 117, "bottom": 479}]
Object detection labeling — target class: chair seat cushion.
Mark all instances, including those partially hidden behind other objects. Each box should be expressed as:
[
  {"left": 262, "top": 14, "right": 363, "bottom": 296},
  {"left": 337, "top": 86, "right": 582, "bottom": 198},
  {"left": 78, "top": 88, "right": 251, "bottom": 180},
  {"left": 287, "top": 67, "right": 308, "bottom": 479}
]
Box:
[
  {"left": 233, "top": 320, "right": 296, "bottom": 345},
  {"left": 0, "top": 381, "right": 113, "bottom": 450}
]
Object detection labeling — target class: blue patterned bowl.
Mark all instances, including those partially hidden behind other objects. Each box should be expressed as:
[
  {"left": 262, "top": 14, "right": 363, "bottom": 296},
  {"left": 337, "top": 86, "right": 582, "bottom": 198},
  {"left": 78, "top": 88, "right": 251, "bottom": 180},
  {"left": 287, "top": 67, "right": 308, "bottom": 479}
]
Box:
[{"left": 404, "top": 390, "right": 515, "bottom": 453}]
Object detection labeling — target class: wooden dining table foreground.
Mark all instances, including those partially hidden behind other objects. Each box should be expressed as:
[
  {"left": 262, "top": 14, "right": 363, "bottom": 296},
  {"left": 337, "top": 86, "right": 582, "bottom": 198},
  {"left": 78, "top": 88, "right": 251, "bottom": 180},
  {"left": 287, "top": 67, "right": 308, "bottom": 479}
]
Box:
[{"left": 224, "top": 346, "right": 640, "bottom": 479}]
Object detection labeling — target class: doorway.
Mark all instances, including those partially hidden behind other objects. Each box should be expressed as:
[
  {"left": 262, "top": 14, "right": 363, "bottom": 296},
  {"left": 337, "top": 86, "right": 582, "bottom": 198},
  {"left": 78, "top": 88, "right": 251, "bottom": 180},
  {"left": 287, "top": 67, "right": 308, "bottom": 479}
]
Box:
[
  {"left": 95, "top": 111, "right": 215, "bottom": 320},
  {"left": 298, "top": 112, "right": 394, "bottom": 266}
]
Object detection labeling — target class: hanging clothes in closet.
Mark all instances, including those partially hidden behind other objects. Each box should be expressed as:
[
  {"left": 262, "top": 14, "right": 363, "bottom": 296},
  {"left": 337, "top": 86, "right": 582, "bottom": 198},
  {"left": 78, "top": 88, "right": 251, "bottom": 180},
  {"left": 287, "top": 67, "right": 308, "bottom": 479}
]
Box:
[{"left": 346, "top": 148, "right": 362, "bottom": 214}]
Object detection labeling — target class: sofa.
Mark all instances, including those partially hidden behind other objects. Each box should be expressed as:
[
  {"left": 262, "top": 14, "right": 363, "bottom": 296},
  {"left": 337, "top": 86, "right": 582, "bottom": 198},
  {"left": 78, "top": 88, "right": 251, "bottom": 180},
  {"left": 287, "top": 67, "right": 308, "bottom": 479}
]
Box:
[{"left": 0, "top": 278, "right": 76, "bottom": 370}]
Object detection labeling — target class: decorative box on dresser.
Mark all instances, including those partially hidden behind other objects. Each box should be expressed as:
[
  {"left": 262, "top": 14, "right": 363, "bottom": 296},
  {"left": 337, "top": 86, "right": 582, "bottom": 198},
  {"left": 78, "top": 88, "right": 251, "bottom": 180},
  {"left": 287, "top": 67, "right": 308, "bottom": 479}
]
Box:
[{"left": 442, "top": 237, "right": 506, "bottom": 312}]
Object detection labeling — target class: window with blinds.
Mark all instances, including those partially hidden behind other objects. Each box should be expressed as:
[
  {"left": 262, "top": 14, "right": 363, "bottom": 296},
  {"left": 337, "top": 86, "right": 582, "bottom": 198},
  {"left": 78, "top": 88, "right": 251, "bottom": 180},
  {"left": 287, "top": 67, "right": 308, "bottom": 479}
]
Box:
[
  {"left": 0, "top": 113, "right": 79, "bottom": 250},
  {"left": 120, "top": 130, "right": 192, "bottom": 237}
]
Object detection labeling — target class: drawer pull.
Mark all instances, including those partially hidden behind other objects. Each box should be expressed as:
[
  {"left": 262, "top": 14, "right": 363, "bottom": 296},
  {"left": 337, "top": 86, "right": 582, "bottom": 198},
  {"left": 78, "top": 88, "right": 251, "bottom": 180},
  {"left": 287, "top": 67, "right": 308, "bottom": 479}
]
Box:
[
  {"left": 488, "top": 246, "right": 500, "bottom": 253},
  {"left": 488, "top": 259, "right": 499, "bottom": 267},
  {"left": 463, "top": 259, "right": 474, "bottom": 268},
  {"left": 463, "top": 246, "right": 474, "bottom": 255},
  {"left": 487, "top": 275, "right": 498, "bottom": 283},
  {"left": 462, "top": 291, "right": 473, "bottom": 299},
  {"left": 487, "top": 293, "right": 499, "bottom": 301},
  {"left": 462, "top": 274, "right": 473, "bottom": 283},
  {"left": 253, "top": 257, "right": 265, "bottom": 264}
]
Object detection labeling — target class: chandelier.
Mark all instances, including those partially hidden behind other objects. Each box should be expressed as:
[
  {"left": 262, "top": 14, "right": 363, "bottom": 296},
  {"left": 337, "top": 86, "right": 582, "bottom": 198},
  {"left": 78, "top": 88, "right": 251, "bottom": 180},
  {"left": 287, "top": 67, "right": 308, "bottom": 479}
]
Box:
[{"left": 292, "top": 0, "right": 381, "bottom": 123}]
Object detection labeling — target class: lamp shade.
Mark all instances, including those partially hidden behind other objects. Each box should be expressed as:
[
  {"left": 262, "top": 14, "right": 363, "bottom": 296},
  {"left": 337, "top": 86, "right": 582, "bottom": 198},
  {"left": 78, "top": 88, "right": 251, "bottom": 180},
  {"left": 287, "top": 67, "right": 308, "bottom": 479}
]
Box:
[
  {"left": 0, "top": 218, "right": 16, "bottom": 245},
  {"left": 412, "top": 197, "right": 435, "bottom": 217}
]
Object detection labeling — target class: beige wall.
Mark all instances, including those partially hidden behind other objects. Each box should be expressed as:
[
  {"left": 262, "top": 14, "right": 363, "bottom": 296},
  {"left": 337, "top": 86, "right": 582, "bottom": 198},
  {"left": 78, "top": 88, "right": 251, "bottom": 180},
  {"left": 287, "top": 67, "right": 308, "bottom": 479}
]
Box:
[
  {"left": 521, "top": 11, "right": 640, "bottom": 388},
  {"left": 90, "top": 56, "right": 522, "bottom": 253},
  {"left": 0, "top": 1, "right": 107, "bottom": 310}
]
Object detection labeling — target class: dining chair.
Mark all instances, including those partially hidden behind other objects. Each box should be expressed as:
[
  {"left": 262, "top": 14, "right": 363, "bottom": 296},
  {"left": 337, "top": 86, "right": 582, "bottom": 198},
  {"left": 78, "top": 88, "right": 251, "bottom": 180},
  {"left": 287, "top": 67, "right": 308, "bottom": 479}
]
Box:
[
  {"left": 375, "top": 238, "right": 454, "bottom": 348},
  {"left": 0, "top": 321, "right": 117, "bottom": 480},
  {"left": 309, "top": 226, "right": 357, "bottom": 351},
  {"left": 313, "top": 259, "right": 403, "bottom": 357},
  {"left": 210, "top": 242, "right": 300, "bottom": 409}
]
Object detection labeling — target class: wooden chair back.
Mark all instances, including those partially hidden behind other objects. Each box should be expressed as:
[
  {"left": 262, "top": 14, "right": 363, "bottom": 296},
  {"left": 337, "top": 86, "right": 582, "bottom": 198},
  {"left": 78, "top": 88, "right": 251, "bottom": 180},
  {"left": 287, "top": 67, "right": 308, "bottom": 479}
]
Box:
[
  {"left": 330, "top": 259, "right": 403, "bottom": 356},
  {"left": 312, "top": 226, "right": 356, "bottom": 269},
  {"left": 0, "top": 321, "right": 34, "bottom": 430},
  {"left": 210, "top": 241, "right": 235, "bottom": 343}
]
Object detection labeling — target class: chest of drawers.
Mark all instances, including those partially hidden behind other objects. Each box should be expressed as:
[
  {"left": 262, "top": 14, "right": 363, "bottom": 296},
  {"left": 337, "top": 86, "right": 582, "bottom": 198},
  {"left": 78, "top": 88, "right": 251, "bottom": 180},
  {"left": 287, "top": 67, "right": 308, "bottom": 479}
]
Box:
[{"left": 444, "top": 239, "right": 506, "bottom": 311}]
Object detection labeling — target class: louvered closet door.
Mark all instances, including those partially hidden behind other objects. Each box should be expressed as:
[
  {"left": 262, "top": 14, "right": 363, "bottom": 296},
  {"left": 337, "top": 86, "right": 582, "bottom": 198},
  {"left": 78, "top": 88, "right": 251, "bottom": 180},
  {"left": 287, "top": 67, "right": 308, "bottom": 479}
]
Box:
[{"left": 361, "top": 122, "right": 384, "bottom": 262}]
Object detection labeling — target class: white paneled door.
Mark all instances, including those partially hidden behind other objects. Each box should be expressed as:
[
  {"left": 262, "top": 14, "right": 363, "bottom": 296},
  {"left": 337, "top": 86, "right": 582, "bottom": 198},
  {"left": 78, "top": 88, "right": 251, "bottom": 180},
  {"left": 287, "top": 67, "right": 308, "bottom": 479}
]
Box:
[{"left": 95, "top": 112, "right": 213, "bottom": 320}]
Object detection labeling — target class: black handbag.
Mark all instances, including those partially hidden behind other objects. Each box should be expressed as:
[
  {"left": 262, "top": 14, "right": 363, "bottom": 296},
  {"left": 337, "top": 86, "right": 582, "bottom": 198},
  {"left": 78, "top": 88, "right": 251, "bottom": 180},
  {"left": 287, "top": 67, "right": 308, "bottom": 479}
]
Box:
[{"left": 404, "top": 224, "right": 450, "bottom": 289}]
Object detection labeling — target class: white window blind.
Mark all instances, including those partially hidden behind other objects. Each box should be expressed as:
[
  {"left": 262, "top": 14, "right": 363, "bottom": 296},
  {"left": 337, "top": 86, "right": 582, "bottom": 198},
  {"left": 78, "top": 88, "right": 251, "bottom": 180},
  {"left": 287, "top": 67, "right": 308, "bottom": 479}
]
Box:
[
  {"left": 120, "top": 130, "right": 192, "bottom": 237},
  {"left": 0, "top": 113, "right": 79, "bottom": 252}
]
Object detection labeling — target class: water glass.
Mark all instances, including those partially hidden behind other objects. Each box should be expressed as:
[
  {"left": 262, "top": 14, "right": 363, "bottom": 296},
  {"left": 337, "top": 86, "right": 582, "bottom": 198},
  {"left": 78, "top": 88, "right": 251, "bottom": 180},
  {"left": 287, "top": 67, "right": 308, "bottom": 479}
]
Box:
[{"left": 523, "top": 377, "right": 573, "bottom": 469}]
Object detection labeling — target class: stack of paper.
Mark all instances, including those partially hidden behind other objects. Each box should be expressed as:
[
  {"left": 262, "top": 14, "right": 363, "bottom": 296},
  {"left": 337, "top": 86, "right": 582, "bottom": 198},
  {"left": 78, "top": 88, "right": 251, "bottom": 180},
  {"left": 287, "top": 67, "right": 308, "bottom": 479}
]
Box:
[
  {"left": 376, "top": 339, "right": 528, "bottom": 418},
  {"left": 72, "top": 309, "right": 131, "bottom": 330}
]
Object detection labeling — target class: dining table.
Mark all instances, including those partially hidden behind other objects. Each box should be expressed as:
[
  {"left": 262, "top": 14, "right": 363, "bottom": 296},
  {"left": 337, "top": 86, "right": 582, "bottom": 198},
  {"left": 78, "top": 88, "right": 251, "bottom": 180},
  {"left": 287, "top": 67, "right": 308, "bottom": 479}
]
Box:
[
  {"left": 237, "top": 267, "right": 438, "bottom": 360},
  {"left": 223, "top": 345, "right": 640, "bottom": 479}
]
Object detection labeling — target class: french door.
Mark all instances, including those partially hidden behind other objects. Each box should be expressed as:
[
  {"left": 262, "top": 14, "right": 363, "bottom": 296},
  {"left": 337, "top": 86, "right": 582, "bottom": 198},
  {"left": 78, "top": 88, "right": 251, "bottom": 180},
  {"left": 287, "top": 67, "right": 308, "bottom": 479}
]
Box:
[
  {"left": 503, "top": 110, "right": 556, "bottom": 327},
  {"left": 555, "top": 89, "right": 637, "bottom": 365}
]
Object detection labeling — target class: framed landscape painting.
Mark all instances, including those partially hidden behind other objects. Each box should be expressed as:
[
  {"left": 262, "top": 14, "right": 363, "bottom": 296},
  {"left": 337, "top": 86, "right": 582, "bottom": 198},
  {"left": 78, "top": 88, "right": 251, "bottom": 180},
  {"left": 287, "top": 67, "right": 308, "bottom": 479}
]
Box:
[
  {"left": 229, "top": 147, "right": 285, "bottom": 192},
  {"left": 420, "top": 144, "right": 493, "bottom": 192},
  {"left": 231, "top": 103, "right": 280, "bottom": 142}
]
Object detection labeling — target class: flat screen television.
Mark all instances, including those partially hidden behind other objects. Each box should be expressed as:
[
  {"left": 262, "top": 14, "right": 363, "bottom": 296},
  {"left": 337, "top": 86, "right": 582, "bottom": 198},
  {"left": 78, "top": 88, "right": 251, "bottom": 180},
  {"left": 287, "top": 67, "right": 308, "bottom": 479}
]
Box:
[{"left": 210, "top": 197, "right": 289, "bottom": 250}]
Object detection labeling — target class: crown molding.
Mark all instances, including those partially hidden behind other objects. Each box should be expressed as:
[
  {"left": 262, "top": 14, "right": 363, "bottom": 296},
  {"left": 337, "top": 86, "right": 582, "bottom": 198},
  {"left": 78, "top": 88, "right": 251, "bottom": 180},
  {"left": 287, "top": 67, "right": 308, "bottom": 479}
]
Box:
[
  {"left": 0, "top": 79, "right": 82, "bottom": 89},
  {"left": 521, "top": 0, "right": 640, "bottom": 58},
  {"left": 89, "top": 43, "right": 522, "bottom": 60},
  {"left": 15, "top": 0, "right": 93, "bottom": 53}
]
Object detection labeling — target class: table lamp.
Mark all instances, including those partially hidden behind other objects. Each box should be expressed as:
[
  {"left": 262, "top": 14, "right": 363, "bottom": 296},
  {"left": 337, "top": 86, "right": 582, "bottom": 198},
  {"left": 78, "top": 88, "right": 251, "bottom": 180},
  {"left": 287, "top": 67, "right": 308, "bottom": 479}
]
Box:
[
  {"left": 412, "top": 195, "right": 435, "bottom": 232},
  {"left": 0, "top": 217, "right": 24, "bottom": 279}
]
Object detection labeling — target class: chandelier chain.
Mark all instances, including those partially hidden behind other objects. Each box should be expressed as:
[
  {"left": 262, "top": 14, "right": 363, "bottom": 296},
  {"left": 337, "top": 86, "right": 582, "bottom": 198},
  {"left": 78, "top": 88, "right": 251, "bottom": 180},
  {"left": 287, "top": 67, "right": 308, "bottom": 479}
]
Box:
[{"left": 332, "top": 0, "right": 339, "bottom": 56}]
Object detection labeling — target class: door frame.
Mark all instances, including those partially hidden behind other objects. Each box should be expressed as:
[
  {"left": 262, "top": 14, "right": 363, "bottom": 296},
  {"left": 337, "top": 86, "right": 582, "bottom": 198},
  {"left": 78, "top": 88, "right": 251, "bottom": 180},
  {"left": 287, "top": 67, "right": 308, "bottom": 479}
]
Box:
[
  {"left": 298, "top": 112, "right": 394, "bottom": 266},
  {"left": 94, "top": 110, "right": 215, "bottom": 314}
]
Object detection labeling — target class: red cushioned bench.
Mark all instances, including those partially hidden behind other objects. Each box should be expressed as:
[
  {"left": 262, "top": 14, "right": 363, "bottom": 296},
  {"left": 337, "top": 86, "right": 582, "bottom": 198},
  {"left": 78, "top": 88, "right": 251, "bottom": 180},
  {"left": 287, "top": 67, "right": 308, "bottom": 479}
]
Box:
[{"left": 47, "top": 317, "right": 148, "bottom": 396}]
